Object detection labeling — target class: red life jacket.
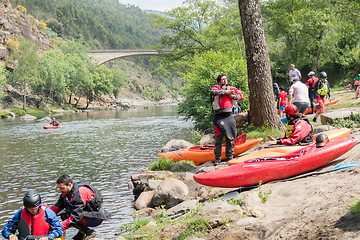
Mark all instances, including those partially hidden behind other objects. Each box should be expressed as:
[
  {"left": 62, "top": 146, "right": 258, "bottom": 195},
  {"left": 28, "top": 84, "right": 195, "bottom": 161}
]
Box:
[{"left": 18, "top": 204, "right": 50, "bottom": 239}]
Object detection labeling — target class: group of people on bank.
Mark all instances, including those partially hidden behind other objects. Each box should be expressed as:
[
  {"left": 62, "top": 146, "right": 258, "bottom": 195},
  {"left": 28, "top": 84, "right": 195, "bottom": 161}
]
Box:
[
  {"left": 2, "top": 174, "right": 110, "bottom": 240},
  {"left": 211, "top": 66, "right": 331, "bottom": 166},
  {"left": 274, "top": 64, "right": 331, "bottom": 123}
]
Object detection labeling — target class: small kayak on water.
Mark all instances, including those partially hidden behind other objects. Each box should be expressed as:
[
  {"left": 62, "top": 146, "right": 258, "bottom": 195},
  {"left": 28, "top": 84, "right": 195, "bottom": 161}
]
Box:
[{"left": 43, "top": 125, "right": 64, "bottom": 129}]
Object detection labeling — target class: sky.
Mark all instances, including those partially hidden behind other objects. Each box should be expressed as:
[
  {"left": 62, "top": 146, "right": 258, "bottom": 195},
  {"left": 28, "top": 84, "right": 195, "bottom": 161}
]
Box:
[{"left": 118, "top": 0, "right": 184, "bottom": 11}]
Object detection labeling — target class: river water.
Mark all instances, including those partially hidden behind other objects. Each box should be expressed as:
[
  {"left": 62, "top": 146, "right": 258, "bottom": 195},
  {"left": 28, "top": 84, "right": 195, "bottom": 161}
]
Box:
[{"left": 0, "top": 104, "right": 193, "bottom": 239}]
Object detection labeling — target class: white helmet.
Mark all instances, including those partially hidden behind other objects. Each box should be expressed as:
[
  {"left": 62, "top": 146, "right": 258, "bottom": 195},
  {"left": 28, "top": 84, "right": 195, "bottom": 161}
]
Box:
[{"left": 308, "top": 71, "right": 315, "bottom": 77}]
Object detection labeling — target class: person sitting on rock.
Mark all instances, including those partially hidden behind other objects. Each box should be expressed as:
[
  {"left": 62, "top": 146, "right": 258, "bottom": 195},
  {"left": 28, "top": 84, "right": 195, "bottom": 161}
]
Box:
[{"left": 267, "top": 104, "right": 313, "bottom": 145}]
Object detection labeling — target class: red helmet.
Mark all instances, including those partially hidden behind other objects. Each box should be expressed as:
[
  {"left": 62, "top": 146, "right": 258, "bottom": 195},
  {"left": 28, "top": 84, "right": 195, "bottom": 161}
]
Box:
[{"left": 284, "top": 104, "right": 298, "bottom": 115}]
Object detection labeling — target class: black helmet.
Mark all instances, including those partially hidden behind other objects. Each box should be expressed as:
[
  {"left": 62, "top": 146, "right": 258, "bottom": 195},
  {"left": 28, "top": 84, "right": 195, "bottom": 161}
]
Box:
[
  {"left": 23, "top": 190, "right": 41, "bottom": 209},
  {"left": 315, "top": 133, "right": 329, "bottom": 147},
  {"left": 320, "top": 72, "right": 327, "bottom": 79}
]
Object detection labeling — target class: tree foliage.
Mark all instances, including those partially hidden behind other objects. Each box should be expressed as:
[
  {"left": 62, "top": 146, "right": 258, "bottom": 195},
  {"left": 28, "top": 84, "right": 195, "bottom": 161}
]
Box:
[{"left": 178, "top": 51, "right": 248, "bottom": 130}]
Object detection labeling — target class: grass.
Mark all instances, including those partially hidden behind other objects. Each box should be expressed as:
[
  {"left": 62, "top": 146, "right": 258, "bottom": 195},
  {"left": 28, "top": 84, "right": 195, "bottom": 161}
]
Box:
[
  {"left": 0, "top": 110, "right": 10, "bottom": 118},
  {"left": 241, "top": 123, "right": 283, "bottom": 142},
  {"left": 149, "top": 157, "right": 175, "bottom": 171}
]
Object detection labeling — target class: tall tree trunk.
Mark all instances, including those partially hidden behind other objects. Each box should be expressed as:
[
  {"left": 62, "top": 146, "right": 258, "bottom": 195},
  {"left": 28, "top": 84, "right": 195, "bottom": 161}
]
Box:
[{"left": 238, "top": 0, "right": 283, "bottom": 129}]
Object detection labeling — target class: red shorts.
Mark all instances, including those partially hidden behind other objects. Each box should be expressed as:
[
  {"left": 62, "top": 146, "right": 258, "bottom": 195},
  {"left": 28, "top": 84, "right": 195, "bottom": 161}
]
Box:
[{"left": 315, "top": 97, "right": 325, "bottom": 113}]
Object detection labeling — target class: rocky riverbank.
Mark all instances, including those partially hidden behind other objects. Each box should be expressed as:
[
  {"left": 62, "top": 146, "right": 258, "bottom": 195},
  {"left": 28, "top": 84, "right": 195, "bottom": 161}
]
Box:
[{"left": 120, "top": 119, "right": 360, "bottom": 240}]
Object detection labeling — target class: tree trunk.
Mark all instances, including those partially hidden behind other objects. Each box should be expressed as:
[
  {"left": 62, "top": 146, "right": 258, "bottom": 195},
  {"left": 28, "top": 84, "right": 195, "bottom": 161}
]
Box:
[{"left": 238, "top": 0, "right": 283, "bottom": 129}]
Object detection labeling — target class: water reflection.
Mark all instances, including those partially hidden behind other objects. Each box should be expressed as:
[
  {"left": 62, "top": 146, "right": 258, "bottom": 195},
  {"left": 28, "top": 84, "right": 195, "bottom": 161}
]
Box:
[{"left": 0, "top": 105, "right": 193, "bottom": 239}]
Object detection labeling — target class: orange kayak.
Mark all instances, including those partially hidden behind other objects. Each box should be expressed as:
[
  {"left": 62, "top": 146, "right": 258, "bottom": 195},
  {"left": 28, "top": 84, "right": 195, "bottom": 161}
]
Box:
[
  {"left": 227, "top": 128, "right": 351, "bottom": 166},
  {"left": 304, "top": 98, "right": 340, "bottom": 115},
  {"left": 158, "top": 134, "right": 263, "bottom": 164}
]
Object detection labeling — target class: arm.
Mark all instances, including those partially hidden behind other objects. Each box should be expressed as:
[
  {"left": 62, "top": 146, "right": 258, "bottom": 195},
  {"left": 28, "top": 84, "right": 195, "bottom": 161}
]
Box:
[
  {"left": 44, "top": 209, "right": 64, "bottom": 240},
  {"left": 232, "top": 87, "right": 244, "bottom": 100},
  {"left": 2, "top": 209, "right": 22, "bottom": 239},
  {"left": 279, "top": 120, "right": 312, "bottom": 145},
  {"left": 210, "top": 85, "right": 227, "bottom": 96}
]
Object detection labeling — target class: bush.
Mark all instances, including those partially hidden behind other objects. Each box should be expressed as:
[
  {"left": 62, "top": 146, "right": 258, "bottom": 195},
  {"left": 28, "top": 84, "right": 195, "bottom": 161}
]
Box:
[{"left": 149, "top": 157, "right": 175, "bottom": 171}]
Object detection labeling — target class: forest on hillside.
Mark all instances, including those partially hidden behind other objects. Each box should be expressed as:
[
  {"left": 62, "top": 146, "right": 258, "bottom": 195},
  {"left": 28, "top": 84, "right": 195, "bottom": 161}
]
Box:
[{"left": 9, "top": 0, "right": 166, "bottom": 49}]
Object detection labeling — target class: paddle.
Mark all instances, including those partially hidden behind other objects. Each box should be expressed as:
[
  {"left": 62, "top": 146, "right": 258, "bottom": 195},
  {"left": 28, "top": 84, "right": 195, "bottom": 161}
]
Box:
[
  {"left": 274, "top": 161, "right": 358, "bottom": 182},
  {"left": 42, "top": 117, "right": 51, "bottom": 123}
]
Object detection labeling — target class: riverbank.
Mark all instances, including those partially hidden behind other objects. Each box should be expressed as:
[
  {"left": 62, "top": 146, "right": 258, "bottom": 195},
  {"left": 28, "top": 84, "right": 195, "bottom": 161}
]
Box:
[{"left": 117, "top": 90, "right": 360, "bottom": 240}]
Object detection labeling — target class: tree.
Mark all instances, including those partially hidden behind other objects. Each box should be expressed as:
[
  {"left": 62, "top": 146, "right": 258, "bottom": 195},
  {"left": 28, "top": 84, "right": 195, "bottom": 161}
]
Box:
[
  {"left": 6, "top": 38, "right": 40, "bottom": 110},
  {"left": 238, "top": 0, "right": 283, "bottom": 128}
]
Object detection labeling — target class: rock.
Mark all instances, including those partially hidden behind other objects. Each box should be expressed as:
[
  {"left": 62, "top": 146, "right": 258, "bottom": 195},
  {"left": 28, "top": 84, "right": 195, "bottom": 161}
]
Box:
[
  {"left": 150, "top": 178, "right": 189, "bottom": 209},
  {"left": 0, "top": 46, "right": 8, "bottom": 58},
  {"left": 160, "top": 139, "right": 193, "bottom": 152},
  {"left": 166, "top": 199, "right": 199, "bottom": 216},
  {"left": 148, "top": 179, "right": 162, "bottom": 190},
  {"left": 134, "top": 191, "right": 155, "bottom": 210},
  {"left": 198, "top": 199, "right": 242, "bottom": 215},
  {"left": 321, "top": 109, "right": 357, "bottom": 125},
  {"left": 184, "top": 237, "right": 206, "bottom": 240},
  {"left": 136, "top": 207, "right": 155, "bottom": 217},
  {"left": 199, "top": 134, "right": 215, "bottom": 145},
  {"left": 114, "top": 236, "right": 126, "bottom": 240},
  {"left": 131, "top": 171, "right": 173, "bottom": 199},
  {"left": 170, "top": 161, "right": 197, "bottom": 172},
  {"left": 242, "top": 191, "right": 265, "bottom": 218},
  {"left": 313, "top": 125, "right": 334, "bottom": 134},
  {"left": 234, "top": 112, "right": 248, "bottom": 129},
  {"left": 20, "top": 114, "right": 37, "bottom": 120}
]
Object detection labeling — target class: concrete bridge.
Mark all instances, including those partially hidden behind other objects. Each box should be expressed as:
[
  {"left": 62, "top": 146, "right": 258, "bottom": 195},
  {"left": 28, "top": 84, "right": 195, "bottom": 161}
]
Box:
[{"left": 88, "top": 49, "right": 161, "bottom": 65}]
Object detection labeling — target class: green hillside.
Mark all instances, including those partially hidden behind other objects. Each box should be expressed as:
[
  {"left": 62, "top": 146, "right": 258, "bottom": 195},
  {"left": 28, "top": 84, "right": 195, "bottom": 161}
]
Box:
[{"left": 9, "top": 0, "right": 164, "bottom": 48}]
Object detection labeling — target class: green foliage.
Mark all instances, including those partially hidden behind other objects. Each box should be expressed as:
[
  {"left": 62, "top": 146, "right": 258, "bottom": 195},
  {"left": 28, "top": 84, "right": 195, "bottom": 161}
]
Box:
[
  {"left": 149, "top": 157, "right": 175, "bottom": 171},
  {"left": 257, "top": 180, "right": 271, "bottom": 203},
  {"left": 190, "top": 129, "right": 204, "bottom": 145},
  {"left": 176, "top": 216, "right": 211, "bottom": 240},
  {"left": 350, "top": 199, "right": 360, "bottom": 216},
  {"left": 10, "top": 106, "right": 26, "bottom": 116},
  {"left": 119, "top": 215, "right": 150, "bottom": 234},
  {"left": 241, "top": 123, "right": 283, "bottom": 142},
  {"left": 0, "top": 111, "right": 10, "bottom": 119},
  {"left": 177, "top": 50, "right": 248, "bottom": 131},
  {"left": 331, "top": 112, "right": 360, "bottom": 129},
  {"left": 10, "top": 0, "right": 164, "bottom": 48}
]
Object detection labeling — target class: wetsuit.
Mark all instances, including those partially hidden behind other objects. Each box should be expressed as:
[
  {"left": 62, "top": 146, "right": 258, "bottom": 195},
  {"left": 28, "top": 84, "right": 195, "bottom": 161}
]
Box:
[{"left": 277, "top": 118, "right": 313, "bottom": 145}]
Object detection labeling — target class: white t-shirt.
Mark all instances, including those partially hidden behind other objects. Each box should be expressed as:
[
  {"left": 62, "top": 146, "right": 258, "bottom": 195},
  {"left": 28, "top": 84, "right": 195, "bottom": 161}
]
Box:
[
  {"left": 289, "top": 81, "right": 309, "bottom": 103},
  {"left": 289, "top": 69, "right": 301, "bottom": 81}
]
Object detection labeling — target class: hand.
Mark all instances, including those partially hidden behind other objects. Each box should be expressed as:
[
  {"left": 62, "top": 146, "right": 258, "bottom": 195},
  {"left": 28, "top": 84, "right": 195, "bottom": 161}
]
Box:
[
  {"left": 225, "top": 90, "right": 232, "bottom": 95},
  {"left": 9, "top": 235, "right": 18, "bottom": 240},
  {"left": 267, "top": 135, "right": 276, "bottom": 141},
  {"left": 267, "top": 140, "right": 277, "bottom": 145}
]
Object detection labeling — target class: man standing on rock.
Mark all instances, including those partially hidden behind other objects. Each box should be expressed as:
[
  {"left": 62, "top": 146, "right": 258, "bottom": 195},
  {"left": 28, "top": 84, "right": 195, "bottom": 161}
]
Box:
[
  {"left": 211, "top": 73, "right": 244, "bottom": 166},
  {"left": 51, "top": 174, "right": 111, "bottom": 240}
]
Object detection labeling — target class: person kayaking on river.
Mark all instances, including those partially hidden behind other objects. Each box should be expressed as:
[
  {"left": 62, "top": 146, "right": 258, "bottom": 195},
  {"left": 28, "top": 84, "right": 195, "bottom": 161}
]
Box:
[
  {"left": 50, "top": 118, "right": 60, "bottom": 127},
  {"left": 211, "top": 73, "right": 244, "bottom": 166},
  {"left": 2, "top": 190, "right": 63, "bottom": 240},
  {"left": 267, "top": 104, "right": 313, "bottom": 145},
  {"left": 51, "top": 174, "right": 111, "bottom": 240}
]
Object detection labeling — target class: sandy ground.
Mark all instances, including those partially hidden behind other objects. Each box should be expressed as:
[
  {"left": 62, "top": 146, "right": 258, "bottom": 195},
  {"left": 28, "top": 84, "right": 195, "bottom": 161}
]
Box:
[{"left": 219, "top": 128, "right": 360, "bottom": 240}]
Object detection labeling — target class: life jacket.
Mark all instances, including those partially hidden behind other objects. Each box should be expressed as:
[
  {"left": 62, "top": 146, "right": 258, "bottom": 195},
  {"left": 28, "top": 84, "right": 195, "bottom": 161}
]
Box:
[
  {"left": 211, "top": 84, "right": 234, "bottom": 114},
  {"left": 285, "top": 118, "right": 314, "bottom": 145},
  {"left": 17, "top": 205, "right": 50, "bottom": 240},
  {"left": 316, "top": 80, "right": 329, "bottom": 96}
]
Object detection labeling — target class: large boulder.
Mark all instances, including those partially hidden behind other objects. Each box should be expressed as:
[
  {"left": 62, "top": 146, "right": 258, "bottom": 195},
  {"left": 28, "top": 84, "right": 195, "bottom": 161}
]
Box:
[
  {"left": 150, "top": 178, "right": 189, "bottom": 209},
  {"left": 134, "top": 191, "right": 155, "bottom": 210},
  {"left": 160, "top": 139, "right": 193, "bottom": 152}
]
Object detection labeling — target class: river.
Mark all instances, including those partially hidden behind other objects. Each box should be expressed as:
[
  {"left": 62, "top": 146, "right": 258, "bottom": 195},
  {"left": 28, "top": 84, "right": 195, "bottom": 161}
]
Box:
[{"left": 0, "top": 104, "right": 194, "bottom": 239}]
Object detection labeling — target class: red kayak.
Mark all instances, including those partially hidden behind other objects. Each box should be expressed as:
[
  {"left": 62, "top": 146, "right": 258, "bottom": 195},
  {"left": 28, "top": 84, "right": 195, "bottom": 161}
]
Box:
[
  {"left": 193, "top": 137, "right": 357, "bottom": 188},
  {"left": 43, "top": 125, "right": 64, "bottom": 129}
]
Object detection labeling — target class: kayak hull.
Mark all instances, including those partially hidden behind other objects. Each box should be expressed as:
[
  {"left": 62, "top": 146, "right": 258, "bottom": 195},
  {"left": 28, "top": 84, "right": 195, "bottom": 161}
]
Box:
[
  {"left": 227, "top": 128, "right": 351, "bottom": 166},
  {"left": 193, "top": 137, "right": 357, "bottom": 188},
  {"left": 158, "top": 135, "right": 263, "bottom": 164},
  {"left": 43, "top": 125, "right": 64, "bottom": 129}
]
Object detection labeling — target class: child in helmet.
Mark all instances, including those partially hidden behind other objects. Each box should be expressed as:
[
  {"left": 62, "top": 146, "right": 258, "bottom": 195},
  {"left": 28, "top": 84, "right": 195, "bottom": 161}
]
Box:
[
  {"left": 2, "top": 190, "right": 63, "bottom": 240},
  {"left": 267, "top": 104, "right": 313, "bottom": 145}
]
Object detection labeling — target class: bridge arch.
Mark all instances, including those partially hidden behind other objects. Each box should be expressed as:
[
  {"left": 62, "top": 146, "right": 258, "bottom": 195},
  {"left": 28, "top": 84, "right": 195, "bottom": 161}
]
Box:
[{"left": 88, "top": 49, "right": 161, "bottom": 66}]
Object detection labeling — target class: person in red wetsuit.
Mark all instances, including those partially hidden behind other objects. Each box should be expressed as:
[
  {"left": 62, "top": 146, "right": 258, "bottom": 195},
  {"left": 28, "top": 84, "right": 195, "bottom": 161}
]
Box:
[
  {"left": 267, "top": 104, "right": 313, "bottom": 145},
  {"left": 50, "top": 118, "right": 60, "bottom": 127},
  {"left": 211, "top": 73, "right": 244, "bottom": 166},
  {"left": 305, "top": 71, "right": 318, "bottom": 114},
  {"left": 51, "top": 174, "right": 111, "bottom": 240},
  {"left": 2, "top": 190, "right": 63, "bottom": 240}
]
